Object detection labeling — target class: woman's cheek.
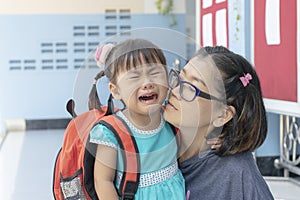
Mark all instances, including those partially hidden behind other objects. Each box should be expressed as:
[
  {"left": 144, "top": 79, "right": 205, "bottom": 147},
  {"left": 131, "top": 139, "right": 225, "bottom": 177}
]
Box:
[{"left": 178, "top": 102, "right": 201, "bottom": 127}]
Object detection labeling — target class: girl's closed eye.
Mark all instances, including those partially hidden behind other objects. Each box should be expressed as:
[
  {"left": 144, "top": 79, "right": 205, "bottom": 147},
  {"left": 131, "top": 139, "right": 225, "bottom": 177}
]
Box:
[
  {"left": 150, "top": 71, "right": 162, "bottom": 76},
  {"left": 148, "top": 65, "right": 165, "bottom": 75},
  {"left": 128, "top": 75, "right": 140, "bottom": 79},
  {"left": 127, "top": 71, "right": 140, "bottom": 80}
]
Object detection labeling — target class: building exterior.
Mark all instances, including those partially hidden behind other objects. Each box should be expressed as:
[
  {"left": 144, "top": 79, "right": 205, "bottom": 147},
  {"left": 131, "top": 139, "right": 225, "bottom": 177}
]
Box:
[
  {"left": 0, "top": 0, "right": 186, "bottom": 124},
  {"left": 0, "top": 0, "right": 299, "bottom": 178}
]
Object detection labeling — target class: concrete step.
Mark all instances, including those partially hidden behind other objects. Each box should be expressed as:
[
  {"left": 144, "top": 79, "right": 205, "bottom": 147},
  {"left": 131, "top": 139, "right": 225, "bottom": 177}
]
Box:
[{"left": 265, "top": 176, "right": 300, "bottom": 200}]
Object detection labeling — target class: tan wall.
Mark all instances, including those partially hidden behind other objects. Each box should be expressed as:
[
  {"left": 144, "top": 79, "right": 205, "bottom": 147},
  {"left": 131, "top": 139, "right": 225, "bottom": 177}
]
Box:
[
  {"left": 144, "top": 0, "right": 185, "bottom": 14},
  {"left": 0, "top": 0, "right": 185, "bottom": 15},
  {"left": 0, "top": 0, "right": 144, "bottom": 14}
]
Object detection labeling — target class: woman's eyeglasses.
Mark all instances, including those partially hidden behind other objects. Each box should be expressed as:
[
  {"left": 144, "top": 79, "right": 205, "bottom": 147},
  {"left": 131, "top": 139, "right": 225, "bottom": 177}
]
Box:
[{"left": 168, "top": 69, "right": 221, "bottom": 102}]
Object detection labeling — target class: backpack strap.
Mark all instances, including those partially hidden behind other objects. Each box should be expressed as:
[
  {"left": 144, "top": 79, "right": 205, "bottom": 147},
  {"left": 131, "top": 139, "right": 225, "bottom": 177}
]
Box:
[
  {"left": 168, "top": 122, "right": 181, "bottom": 147},
  {"left": 162, "top": 105, "right": 180, "bottom": 146},
  {"left": 98, "top": 115, "right": 140, "bottom": 200},
  {"left": 104, "top": 94, "right": 115, "bottom": 116}
]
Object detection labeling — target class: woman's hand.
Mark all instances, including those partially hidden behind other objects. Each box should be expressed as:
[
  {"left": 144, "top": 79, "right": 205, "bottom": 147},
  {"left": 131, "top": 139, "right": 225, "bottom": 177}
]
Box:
[{"left": 206, "top": 137, "right": 222, "bottom": 150}]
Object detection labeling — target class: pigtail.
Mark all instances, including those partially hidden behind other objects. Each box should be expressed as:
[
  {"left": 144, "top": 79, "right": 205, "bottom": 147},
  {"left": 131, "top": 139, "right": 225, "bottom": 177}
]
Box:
[
  {"left": 88, "top": 71, "right": 105, "bottom": 111},
  {"left": 89, "top": 43, "right": 114, "bottom": 111}
]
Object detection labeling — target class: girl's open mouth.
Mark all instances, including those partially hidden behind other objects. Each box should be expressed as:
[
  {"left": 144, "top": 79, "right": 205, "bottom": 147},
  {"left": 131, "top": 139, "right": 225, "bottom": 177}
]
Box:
[{"left": 138, "top": 93, "right": 158, "bottom": 104}]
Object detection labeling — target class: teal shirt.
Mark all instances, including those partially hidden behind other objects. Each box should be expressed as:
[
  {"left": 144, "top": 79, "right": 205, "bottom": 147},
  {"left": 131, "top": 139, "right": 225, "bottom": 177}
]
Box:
[
  {"left": 90, "top": 111, "right": 177, "bottom": 173},
  {"left": 90, "top": 111, "right": 185, "bottom": 200}
]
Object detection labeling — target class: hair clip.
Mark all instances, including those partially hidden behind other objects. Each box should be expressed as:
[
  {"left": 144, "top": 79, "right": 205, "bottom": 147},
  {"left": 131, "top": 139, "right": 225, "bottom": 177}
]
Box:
[
  {"left": 239, "top": 73, "right": 252, "bottom": 87},
  {"left": 94, "top": 43, "right": 114, "bottom": 67}
]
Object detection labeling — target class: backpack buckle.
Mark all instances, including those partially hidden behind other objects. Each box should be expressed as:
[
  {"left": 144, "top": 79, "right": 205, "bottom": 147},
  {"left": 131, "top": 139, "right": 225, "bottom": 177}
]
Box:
[
  {"left": 121, "top": 192, "right": 135, "bottom": 200},
  {"left": 120, "top": 181, "right": 138, "bottom": 200}
]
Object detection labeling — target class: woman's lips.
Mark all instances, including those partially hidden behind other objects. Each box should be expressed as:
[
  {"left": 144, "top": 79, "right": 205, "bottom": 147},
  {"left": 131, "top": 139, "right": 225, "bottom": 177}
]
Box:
[{"left": 166, "top": 100, "right": 178, "bottom": 110}]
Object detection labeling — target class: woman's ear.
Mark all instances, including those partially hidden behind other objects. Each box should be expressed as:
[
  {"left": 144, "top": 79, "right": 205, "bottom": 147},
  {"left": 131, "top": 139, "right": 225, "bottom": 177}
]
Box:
[
  {"left": 213, "top": 105, "right": 236, "bottom": 127},
  {"left": 109, "top": 83, "right": 121, "bottom": 100}
]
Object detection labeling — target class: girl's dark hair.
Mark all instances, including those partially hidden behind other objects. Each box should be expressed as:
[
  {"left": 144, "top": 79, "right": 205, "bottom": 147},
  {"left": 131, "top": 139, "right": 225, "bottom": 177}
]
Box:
[
  {"left": 88, "top": 39, "right": 166, "bottom": 111},
  {"left": 88, "top": 71, "right": 105, "bottom": 111},
  {"left": 105, "top": 38, "right": 166, "bottom": 84},
  {"left": 197, "top": 46, "right": 268, "bottom": 156}
]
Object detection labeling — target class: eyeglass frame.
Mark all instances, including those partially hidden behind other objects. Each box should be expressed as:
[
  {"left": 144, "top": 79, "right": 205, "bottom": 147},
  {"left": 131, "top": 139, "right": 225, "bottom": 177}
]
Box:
[{"left": 168, "top": 68, "right": 221, "bottom": 102}]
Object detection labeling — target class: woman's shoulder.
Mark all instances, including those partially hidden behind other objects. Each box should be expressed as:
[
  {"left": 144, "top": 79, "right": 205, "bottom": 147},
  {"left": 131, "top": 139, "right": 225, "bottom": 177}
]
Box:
[
  {"left": 217, "top": 151, "right": 255, "bottom": 168},
  {"left": 216, "top": 151, "right": 267, "bottom": 181}
]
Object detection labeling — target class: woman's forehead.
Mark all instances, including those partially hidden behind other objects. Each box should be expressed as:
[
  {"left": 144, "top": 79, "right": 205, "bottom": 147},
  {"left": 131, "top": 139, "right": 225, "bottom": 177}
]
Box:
[
  {"left": 183, "top": 56, "right": 223, "bottom": 92},
  {"left": 185, "top": 57, "right": 211, "bottom": 78}
]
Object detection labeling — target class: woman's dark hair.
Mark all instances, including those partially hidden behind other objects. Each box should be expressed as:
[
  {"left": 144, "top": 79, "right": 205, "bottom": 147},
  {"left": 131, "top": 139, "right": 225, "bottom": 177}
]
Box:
[
  {"left": 88, "top": 38, "right": 166, "bottom": 111},
  {"left": 197, "top": 46, "right": 268, "bottom": 156}
]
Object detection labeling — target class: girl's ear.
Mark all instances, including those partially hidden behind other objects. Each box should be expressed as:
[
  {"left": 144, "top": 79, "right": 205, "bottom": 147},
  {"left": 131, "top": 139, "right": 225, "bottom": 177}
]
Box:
[
  {"left": 109, "top": 83, "right": 121, "bottom": 100},
  {"left": 213, "top": 105, "right": 236, "bottom": 127}
]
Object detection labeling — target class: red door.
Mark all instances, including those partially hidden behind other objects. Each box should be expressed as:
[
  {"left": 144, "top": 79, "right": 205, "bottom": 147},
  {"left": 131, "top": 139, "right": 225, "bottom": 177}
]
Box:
[
  {"left": 254, "top": 0, "right": 297, "bottom": 102},
  {"left": 200, "top": 0, "right": 229, "bottom": 47}
]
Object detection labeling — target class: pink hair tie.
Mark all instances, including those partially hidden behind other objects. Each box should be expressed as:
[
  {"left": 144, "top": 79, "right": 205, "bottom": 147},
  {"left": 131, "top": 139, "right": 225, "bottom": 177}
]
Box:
[
  {"left": 93, "top": 79, "right": 97, "bottom": 85},
  {"left": 239, "top": 73, "right": 252, "bottom": 87},
  {"left": 94, "top": 43, "right": 114, "bottom": 67}
]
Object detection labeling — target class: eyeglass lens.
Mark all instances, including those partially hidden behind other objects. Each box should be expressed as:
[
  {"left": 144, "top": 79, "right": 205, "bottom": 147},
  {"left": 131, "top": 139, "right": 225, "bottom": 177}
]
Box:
[
  {"left": 169, "top": 69, "right": 196, "bottom": 101},
  {"left": 180, "top": 83, "right": 197, "bottom": 101},
  {"left": 169, "top": 70, "right": 179, "bottom": 88}
]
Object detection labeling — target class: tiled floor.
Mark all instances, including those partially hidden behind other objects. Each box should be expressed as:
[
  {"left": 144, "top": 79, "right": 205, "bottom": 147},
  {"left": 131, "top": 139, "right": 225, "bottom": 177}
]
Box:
[
  {"left": 0, "top": 130, "right": 64, "bottom": 200},
  {"left": 0, "top": 130, "right": 299, "bottom": 200}
]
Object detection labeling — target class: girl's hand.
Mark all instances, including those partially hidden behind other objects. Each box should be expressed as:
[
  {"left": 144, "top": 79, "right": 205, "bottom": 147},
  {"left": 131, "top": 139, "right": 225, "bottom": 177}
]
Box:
[{"left": 206, "top": 137, "right": 222, "bottom": 150}]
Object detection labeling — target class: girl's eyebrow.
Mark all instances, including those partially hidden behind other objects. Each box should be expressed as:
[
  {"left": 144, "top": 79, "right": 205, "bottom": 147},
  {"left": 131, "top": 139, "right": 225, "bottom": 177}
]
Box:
[
  {"left": 182, "top": 68, "right": 207, "bottom": 86},
  {"left": 126, "top": 70, "right": 140, "bottom": 77},
  {"left": 127, "top": 68, "right": 141, "bottom": 74},
  {"left": 148, "top": 66, "right": 163, "bottom": 73},
  {"left": 148, "top": 67, "right": 156, "bottom": 73}
]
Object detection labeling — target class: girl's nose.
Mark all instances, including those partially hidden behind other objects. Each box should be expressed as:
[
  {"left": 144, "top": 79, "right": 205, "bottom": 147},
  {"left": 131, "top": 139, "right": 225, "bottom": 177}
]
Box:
[{"left": 142, "top": 82, "right": 154, "bottom": 89}]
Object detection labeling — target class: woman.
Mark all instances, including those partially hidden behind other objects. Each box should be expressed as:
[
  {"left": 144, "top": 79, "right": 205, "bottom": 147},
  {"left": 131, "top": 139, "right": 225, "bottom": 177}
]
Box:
[{"left": 164, "top": 46, "right": 274, "bottom": 200}]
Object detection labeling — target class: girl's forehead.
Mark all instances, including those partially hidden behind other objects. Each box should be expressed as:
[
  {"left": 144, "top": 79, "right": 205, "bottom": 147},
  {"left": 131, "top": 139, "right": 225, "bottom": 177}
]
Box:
[
  {"left": 128, "top": 62, "right": 165, "bottom": 71},
  {"left": 125, "top": 53, "right": 162, "bottom": 67},
  {"left": 116, "top": 64, "right": 165, "bottom": 79}
]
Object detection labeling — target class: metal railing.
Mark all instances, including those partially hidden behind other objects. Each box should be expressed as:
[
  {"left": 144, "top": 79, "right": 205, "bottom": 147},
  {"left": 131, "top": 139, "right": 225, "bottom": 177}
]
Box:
[{"left": 274, "top": 115, "right": 300, "bottom": 176}]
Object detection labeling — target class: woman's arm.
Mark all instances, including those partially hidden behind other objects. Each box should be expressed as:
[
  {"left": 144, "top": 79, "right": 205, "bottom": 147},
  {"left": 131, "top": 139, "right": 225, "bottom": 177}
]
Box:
[{"left": 94, "top": 144, "right": 119, "bottom": 200}]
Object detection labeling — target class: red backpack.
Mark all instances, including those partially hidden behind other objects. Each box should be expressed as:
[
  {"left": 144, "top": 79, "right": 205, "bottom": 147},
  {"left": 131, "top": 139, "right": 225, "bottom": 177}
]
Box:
[
  {"left": 52, "top": 97, "right": 179, "bottom": 200},
  {"left": 52, "top": 96, "right": 141, "bottom": 200}
]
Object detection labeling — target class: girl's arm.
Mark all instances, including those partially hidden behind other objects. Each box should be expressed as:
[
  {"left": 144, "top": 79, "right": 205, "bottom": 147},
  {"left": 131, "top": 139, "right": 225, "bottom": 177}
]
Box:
[{"left": 94, "top": 144, "right": 119, "bottom": 200}]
